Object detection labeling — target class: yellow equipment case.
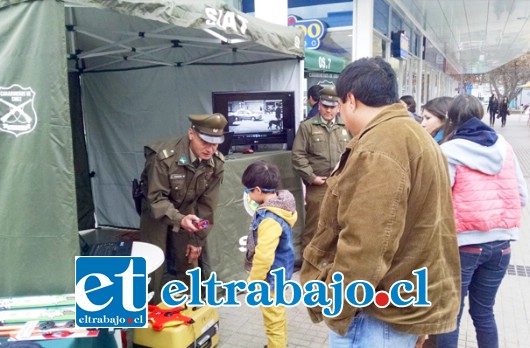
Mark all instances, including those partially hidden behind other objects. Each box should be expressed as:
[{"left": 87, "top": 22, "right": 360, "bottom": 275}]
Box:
[{"left": 133, "top": 303, "right": 219, "bottom": 348}]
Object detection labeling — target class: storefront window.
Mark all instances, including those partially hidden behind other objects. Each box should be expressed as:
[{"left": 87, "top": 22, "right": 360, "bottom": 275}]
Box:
[
  {"left": 401, "top": 57, "right": 419, "bottom": 95},
  {"left": 390, "top": 9, "right": 402, "bottom": 34},
  {"left": 321, "top": 28, "right": 353, "bottom": 60},
  {"left": 374, "top": 0, "right": 390, "bottom": 35},
  {"left": 373, "top": 32, "right": 388, "bottom": 58},
  {"left": 285, "top": 2, "right": 353, "bottom": 28},
  {"left": 412, "top": 32, "right": 420, "bottom": 57},
  {"left": 410, "top": 58, "right": 418, "bottom": 95},
  {"left": 422, "top": 72, "right": 431, "bottom": 104},
  {"left": 389, "top": 57, "right": 400, "bottom": 79}
]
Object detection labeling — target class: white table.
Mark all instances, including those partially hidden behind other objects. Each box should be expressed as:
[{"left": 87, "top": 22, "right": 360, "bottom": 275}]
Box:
[{"left": 130, "top": 241, "right": 164, "bottom": 275}]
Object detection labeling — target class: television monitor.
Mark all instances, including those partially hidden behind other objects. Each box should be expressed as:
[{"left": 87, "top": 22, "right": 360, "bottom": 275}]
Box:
[{"left": 212, "top": 91, "right": 295, "bottom": 149}]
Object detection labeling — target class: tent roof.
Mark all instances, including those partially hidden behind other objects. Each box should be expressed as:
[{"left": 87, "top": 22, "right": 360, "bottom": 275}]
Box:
[{"left": 64, "top": 0, "right": 305, "bottom": 73}]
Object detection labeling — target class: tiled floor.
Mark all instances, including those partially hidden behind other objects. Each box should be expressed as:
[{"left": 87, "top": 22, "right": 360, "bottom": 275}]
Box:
[{"left": 216, "top": 115, "right": 530, "bottom": 348}]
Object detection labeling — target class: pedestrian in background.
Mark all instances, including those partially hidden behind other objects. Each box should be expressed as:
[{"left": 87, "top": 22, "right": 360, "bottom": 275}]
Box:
[
  {"left": 436, "top": 94, "right": 528, "bottom": 348},
  {"left": 400, "top": 95, "right": 422, "bottom": 123},
  {"left": 498, "top": 96, "right": 509, "bottom": 127},
  {"left": 300, "top": 57, "right": 460, "bottom": 347},
  {"left": 421, "top": 96, "right": 453, "bottom": 143},
  {"left": 242, "top": 160, "right": 297, "bottom": 348},
  {"left": 306, "top": 84, "right": 323, "bottom": 119},
  {"left": 487, "top": 93, "right": 499, "bottom": 127}
]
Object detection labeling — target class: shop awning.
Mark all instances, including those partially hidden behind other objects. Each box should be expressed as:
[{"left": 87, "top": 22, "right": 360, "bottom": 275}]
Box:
[{"left": 304, "top": 49, "right": 348, "bottom": 74}]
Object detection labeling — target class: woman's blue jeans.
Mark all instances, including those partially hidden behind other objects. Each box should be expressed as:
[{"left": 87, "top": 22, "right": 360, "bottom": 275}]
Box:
[
  {"left": 328, "top": 311, "right": 418, "bottom": 348},
  {"left": 436, "top": 240, "right": 511, "bottom": 348}
]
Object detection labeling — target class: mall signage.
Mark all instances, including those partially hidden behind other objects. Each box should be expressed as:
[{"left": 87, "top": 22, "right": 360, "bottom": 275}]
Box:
[{"left": 287, "top": 15, "right": 327, "bottom": 50}]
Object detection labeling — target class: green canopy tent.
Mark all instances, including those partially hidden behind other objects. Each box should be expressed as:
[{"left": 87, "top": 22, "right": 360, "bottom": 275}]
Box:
[{"left": 0, "top": 0, "right": 304, "bottom": 296}]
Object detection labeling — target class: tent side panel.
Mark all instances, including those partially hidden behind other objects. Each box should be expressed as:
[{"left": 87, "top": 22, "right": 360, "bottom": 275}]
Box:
[
  {"left": 0, "top": 1, "right": 78, "bottom": 296},
  {"left": 81, "top": 61, "right": 301, "bottom": 283},
  {"left": 81, "top": 60, "right": 301, "bottom": 228}
]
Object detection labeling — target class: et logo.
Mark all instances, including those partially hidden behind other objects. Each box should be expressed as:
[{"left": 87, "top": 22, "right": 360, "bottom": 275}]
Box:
[{"left": 75, "top": 257, "right": 147, "bottom": 328}]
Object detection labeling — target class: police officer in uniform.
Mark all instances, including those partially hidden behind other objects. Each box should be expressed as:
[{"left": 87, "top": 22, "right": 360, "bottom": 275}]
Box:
[
  {"left": 140, "top": 114, "right": 227, "bottom": 303},
  {"left": 292, "top": 86, "right": 351, "bottom": 260}
]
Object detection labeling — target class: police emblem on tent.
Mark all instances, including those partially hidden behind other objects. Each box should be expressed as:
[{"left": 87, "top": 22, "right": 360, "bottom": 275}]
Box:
[{"left": 0, "top": 85, "right": 38, "bottom": 137}]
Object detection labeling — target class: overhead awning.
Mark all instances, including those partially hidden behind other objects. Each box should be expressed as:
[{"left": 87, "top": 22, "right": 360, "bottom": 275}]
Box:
[
  {"left": 64, "top": 0, "right": 305, "bottom": 72},
  {"left": 303, "top": 49, "right": 348, "bottom": 74}
]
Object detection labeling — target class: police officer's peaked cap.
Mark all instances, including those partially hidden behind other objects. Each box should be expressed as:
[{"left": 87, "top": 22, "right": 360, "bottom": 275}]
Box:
[
  {"left": 189, "top": 113, "right": 227, "bottom": 144},
  {"left": 320, "top": 86, "right": 339, "bottom": 107}
]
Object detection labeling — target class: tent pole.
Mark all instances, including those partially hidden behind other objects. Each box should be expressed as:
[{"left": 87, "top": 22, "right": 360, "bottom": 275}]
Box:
[
  {"left": 65, "top": 8, "right": 86, "bottom": 74},
  {"left": 127, "top": 58, "right": 175, "bottom": 67},
  {"left": 141, "top": 32, "right": 224, "bottom": 44},
  {"left": 75, "top": 24, "right": 175, "bottom": 57},
  {"left": 236, "top": 48, "right": 296, "bottom": 58},
  {"left": 83, "top": 58, "right": 125, "bottom": 72},
  {"left": 65, "top": 7, "right": 77, "bottom": 58},
  {"left": 182, "top": 50, "right": 234, "bottom": 65}
]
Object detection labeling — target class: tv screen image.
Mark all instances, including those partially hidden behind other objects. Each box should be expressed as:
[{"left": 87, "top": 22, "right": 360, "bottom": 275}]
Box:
[
  {"left": 227, "top": 99, "right": 283, "bottom": 133},
  {"left": 212, "top": 91, "right": 295, "bottom": 149}
]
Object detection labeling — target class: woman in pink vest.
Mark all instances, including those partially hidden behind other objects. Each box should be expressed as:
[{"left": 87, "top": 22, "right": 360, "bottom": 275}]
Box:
[{"left": 436, "top": 94, "right": 528, "bottom": 348}]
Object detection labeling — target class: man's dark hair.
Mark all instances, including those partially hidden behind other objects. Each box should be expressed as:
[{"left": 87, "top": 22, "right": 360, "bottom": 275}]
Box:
[
  {"left": 336, "top": 57, "right": 399, "bottom": 107},
  {"left": 308, "top": 85, "right": 324, "bottom": 102},
  {"left": 242, "top": 160, "right": 281, "bottom": 191}
]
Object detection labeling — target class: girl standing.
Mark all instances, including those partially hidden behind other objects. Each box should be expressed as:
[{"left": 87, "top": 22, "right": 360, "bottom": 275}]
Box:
[
  {"left": 436, "top": 94, "right": 528, "bottom": 348},
  {"left": 420, "top": 96, "right": 453, "bottom": 143}
]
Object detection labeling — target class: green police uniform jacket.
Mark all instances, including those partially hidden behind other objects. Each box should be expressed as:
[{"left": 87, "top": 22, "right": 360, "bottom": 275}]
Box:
[
  {"left": 291, "top": 115, "right": 351, "bottom": 185},
  {"left": 140, "top": 136, "right": 224, "bottom": 247}
]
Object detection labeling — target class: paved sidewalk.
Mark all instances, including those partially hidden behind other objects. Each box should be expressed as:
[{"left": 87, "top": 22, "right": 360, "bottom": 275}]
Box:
[{"left": 217, "top": 115, "right": 530, "bottom": 348}]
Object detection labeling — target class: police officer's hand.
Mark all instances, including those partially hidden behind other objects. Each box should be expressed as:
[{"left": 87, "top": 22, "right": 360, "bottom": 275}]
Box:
[
  {"left": 186, "top": 244, "right": 202, "bottom": 264},
  {"left": 312, "top": 176, "right": 327, "bottom": 186},
  {"left": 181, "top": 214, "right": 201, "bottom": 233}
]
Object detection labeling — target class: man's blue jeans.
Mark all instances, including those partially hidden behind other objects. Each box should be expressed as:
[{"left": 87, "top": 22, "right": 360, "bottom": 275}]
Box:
[
  {"left": 437, "top": 240, "right": 511, "bottom": 348},
  {"left": 328, "top": 311, "right": 418, "bottom": 347}
]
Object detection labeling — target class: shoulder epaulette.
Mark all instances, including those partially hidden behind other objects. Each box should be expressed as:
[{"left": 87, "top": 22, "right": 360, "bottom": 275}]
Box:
[
  {"left": 310, "top": 117, "right": 322, "bottom": 125},
  {"left": 214, "top": 151, "right": 225, "bottom": 162},
  {"left": 157, "top": 148, "right": 176, "bottom": 160}
]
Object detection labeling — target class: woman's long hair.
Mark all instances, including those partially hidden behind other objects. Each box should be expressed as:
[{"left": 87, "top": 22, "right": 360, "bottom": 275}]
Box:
[
  {"left": 422, "top": 96, "right": 453, "bottom": 121},
  {"left": 441, "top": 94, "right": 484, "bottom": 143}
]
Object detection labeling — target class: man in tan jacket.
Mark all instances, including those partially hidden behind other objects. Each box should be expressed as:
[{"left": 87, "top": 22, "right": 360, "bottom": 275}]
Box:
[
  {"left": 300, "top": 57, "right": 460, "bottom": 347},
  {"left": 140, "top": 114, "right": 226, "bottom": 303}
]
